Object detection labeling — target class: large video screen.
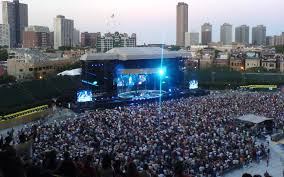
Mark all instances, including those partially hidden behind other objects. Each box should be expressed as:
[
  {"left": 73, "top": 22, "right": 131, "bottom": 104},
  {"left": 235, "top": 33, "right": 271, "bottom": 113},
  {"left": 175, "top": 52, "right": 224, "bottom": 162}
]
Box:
[
  {"left": 189, "top": 80, "right": 199, "bottom": 89},
  {"left": 77, "top": 90, "right": 93, "bottom": 102},
  {"left": 117, "top": 74, "right": 148, "bottom": 87}
]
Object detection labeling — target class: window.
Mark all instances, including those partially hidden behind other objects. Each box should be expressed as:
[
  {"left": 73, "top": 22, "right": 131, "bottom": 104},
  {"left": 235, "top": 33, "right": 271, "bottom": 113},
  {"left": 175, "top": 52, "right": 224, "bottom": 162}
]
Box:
[
  {"left": 19, "top": 69, "right": 23, "bottom": 72},
  {"left": 29, "top": 68, "right": 33, "bottom": 71}
]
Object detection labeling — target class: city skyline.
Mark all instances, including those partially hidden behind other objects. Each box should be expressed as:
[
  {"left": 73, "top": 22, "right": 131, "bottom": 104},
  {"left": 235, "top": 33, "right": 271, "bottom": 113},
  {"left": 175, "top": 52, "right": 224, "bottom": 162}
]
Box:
[{"left": 0, "top": 0, "right": 284, "bottom": 45}]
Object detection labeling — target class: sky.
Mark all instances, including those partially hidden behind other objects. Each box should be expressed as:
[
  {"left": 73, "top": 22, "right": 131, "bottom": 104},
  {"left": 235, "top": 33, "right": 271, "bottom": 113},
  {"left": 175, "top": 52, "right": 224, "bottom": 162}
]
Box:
[{"left": 1, "top": 0, "right": 284, "bottom": 45}]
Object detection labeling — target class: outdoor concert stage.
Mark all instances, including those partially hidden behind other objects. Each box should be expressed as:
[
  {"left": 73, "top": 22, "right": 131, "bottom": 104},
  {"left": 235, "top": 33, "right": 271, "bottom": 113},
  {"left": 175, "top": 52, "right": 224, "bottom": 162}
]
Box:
[
  {"left": 74, "top": 47, "right": 207, "bottom": 111},
  {"left": 73, "top": 89, "right": 209, "bottom": 111}
]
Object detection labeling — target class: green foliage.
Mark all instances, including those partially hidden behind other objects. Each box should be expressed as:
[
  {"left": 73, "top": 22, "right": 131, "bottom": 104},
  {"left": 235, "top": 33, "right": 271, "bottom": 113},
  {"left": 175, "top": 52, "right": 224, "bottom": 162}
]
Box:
[
  {"left": 0, "top": 45, "right": 8, "bottom": 49},
  {"left": 214, "top": 49, "right": 222, "bottom": 58},
  {"left": 0, "top": 75, "right": 16, "bottom": 85},
  {"left": 168, "top": 45, "right": 181, "bottom": 51},
  {"left": 245, "top": 67, "right": 268, "bottom": 73},
  {"left": 58, "top": 46, "right": 73, "bottom": 51},
  {"left": 45, "top": 48, "right": 56, "bottom": 53},
  {"left": 0, "top": 49, "right": 8, "bottom": 61},
  {"left": 275, "top": 45, "right": 284, "bottom": 54}
]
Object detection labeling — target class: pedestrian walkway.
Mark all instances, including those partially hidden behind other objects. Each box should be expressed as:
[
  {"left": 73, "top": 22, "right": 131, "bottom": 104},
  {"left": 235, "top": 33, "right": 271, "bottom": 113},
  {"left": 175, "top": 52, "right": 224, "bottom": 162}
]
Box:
[
  {"left": 225, "top": 138, "right": 284, "bottom": 177},
  {"left": 0, "top": 108, "right": 76, "bottom": 136}
]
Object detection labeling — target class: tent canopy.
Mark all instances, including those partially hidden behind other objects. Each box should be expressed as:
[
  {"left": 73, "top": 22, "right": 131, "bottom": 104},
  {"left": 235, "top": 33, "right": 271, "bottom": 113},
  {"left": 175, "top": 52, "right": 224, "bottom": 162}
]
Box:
[
  {"left": 57, "top": 68, "right": 81, "bottom": 76},
  {"left": 237, "top": 114, "right": 273, "bottom": 124}
]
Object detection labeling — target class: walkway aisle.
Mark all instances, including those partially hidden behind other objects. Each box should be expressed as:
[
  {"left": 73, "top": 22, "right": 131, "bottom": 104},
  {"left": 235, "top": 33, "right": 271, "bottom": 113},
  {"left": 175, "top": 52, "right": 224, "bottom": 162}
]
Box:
[
  {"left": 225, "top": 137, "right": 284, "bottom": 177},
  {"left": 0, "top": 108, "right": 76, "bottom": 136}
]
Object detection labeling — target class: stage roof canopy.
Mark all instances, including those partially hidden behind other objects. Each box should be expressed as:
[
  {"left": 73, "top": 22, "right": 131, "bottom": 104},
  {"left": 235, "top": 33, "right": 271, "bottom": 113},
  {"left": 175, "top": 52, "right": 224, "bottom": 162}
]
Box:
[
  {"left": 237, "top": 114, "right": 273, "bottom": 124},
  {"left": 57, "top": 68, "right": 81, "bottom": 76},
  {"left": 80, "top": 47, "right": 191, "bottom": 61}
]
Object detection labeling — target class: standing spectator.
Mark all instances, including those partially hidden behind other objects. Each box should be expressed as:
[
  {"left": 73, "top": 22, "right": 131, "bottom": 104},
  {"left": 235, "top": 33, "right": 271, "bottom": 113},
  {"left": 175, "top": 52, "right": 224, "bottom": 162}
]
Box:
[
  {"left": 101, "top": 154, "right": 114, "bottom": 177},
  {"left": 55, "top": 151, "right": 77, "bottom": 177},
  {"left": 126, "top": 162, "right": 140, "bottom": 177},
  {"left": 140, "top": 164, "right": 151, "bottom": 177}
]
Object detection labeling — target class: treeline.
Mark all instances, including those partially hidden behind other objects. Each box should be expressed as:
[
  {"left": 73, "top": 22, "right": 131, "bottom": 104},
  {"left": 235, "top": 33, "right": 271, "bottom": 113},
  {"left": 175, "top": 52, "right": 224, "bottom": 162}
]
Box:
[
  {"left": 0, "top": 48, "right": 8, "bottom": 61},
  {"left": 275, "top": 45, "right": 284, "bottom": 54},
  {"left": 0, "top": 75, "right": 16, "bottom": 85}
]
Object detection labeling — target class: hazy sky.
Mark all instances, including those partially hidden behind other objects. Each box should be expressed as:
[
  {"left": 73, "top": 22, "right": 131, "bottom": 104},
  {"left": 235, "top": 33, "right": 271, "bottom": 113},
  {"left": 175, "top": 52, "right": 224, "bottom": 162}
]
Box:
[{"left": 1, "top": 0, "right": 284, "bottom": 44}]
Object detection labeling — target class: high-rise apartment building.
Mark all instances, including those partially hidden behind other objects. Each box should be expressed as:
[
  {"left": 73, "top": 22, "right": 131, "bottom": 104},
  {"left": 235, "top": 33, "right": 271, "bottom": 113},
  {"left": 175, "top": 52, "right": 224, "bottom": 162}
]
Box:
[
  {"left": 2, "top": 0, "right": 28, "bottom": 48},
  {"left": 201, "top": 23, "right": 212, "bottom": 45},
  {"left": 190, "top": 32, "right": 199, "bottom": 45},
  {"left": 176, "top": 2, "right": 188, "bottom": 47},
  {"left": 235, "top": 25, "right": 249, "bottom": 45},
  {"left": 49, "top": 32, "right": 54, "bottom": 48},
  {"left": 252, "top": 25, "right": 266, "bottom": 46},
  {"left": 266, "top": 36, "right": 273, "bottom": 46},
  {"left": 81, "top": 32, "right": 99, "bottom": 47},
  {"left": 270, "top": 33, "right": 284, "bottom": 46},
  {"left": 185, "top": 32, "right": 190, "bottom": 47},
  {"left": 220, "top": 23, "right": 232, "bottom": 45},
  {"left": 54, "top": 15, "right": 74, "bottom": 49},
  {"left": 0, "top": 24, "right": 10, "bottom": 47},
  {"left": 96, "top": 32, "right": 136, "bottom": 53},
  {"left": 23, "top": 26, "right": 50, "bottom": 48},
  {"left": 185, "top": 32, "right": 199, "bottom": 47},
  {"left": 73, "top": 28, "right": 80, "bottom": 47}
]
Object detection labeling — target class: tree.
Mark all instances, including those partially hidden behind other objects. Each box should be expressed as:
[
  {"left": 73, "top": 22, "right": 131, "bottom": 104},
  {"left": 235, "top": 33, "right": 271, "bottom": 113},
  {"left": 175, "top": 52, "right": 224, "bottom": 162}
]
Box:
[
  {"left": 0, "top": 45, "right": 9, "bottom": 49},
  {"left": 214, "top": 49, "right": 222, "bottom": 58},
  {"left": 275, "top": 45, "right": 284, "bottom": 54},
  {"left": 58, "top": 46, "right": 73, "bottom": 51},
  {"left": 168, "top": 45, "right": 181, "bottom": 51},
  {"left": 246, "top": 67, "right": 268, "bottom": 73},
  {"left": 45, "top": 48, "right": 56, "bottom": 53},
  {"left": 0, "top": 49, "right": 8, "bottom": 61},
  {"left": 0, "top": 74, "right": 16, "bottom": 85}
]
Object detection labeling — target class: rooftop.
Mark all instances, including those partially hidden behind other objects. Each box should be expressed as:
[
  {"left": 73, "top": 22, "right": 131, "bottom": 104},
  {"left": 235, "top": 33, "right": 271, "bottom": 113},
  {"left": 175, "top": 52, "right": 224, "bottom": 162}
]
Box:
[
  {"left": 8, "top": 49, "right": 63, "bottom": 62},
  {"left": 81, "top": 47, "right": 191, "bottom": 61},
  {"left": 237, "top": 114, "right": 272, "bottom": 124}
]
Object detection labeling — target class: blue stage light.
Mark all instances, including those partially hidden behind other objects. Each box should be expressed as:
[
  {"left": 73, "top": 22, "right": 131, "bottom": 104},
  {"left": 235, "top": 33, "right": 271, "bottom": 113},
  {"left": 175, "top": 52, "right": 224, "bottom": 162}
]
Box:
[{"left": 158, "top": 68, "right": 165, "bottom": 76}]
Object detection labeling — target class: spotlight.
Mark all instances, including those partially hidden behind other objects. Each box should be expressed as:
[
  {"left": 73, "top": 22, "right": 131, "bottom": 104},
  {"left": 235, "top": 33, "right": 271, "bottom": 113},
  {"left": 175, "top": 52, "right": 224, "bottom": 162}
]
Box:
[{"left": 158, "top": 68, "right": 165, "bottom": 76}]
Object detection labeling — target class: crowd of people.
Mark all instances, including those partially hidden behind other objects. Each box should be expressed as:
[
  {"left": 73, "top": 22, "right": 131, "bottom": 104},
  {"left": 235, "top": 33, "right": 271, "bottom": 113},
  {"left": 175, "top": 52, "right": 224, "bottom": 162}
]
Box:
[{"left": 1, "top": 91, "right": 284, "bottom": 177}]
